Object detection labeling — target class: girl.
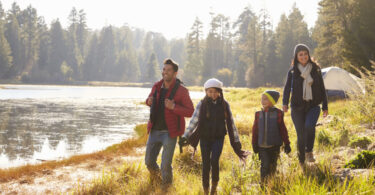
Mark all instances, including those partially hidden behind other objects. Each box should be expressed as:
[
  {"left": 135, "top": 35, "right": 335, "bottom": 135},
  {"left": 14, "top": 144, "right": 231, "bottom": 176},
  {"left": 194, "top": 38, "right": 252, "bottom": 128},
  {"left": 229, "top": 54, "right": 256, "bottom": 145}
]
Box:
[
  {"left": 282, "top": 44, "right": 328, "bottom": 165},
  {"left": 180, "top": 78, "right": 249, "bottom": 195}
]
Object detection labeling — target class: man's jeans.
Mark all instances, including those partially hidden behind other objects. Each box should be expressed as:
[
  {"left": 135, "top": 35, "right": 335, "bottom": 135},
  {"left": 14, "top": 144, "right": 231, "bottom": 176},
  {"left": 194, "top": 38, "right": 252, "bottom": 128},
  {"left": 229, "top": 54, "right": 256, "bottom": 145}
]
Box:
[
  {"left": 145, "top": 130, "right": 177, "bottom": 184},
  {"left": 200, "top": 138, "right": 224, "bottom": 189},
  {"left": 291, "top": 105, "right": 321, "bottom": 163}
]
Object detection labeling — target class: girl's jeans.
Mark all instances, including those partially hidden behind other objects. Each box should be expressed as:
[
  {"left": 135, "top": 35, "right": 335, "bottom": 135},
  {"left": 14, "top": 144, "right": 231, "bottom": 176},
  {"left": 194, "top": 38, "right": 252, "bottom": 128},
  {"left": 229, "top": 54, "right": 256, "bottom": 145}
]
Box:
[{"left": 200, "top": 137, "right": 224, "bottom": 188}]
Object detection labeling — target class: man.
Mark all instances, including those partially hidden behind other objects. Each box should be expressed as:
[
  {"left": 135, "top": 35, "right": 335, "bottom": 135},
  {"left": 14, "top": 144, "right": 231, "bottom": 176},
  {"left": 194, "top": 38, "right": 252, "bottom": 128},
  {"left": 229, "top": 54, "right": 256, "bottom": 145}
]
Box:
[{"left": 145, "top": 58, "right": 194, "bottom": 186}]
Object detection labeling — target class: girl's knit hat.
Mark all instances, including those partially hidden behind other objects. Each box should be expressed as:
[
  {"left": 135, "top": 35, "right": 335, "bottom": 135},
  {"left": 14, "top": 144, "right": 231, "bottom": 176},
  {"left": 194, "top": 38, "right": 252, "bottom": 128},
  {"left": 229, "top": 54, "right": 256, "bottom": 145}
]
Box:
[
  {"left": 204, "top": 78, "right": 223, "bottom": 90},
  {"left": 294, "top": 43, "right": 311, "bottom": 57}
]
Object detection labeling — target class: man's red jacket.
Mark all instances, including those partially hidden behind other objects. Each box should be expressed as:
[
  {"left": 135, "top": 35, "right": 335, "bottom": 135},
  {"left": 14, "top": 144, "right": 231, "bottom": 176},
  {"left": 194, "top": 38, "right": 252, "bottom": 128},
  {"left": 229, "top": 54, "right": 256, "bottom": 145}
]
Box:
[{"left": 145, "top": 79, "right": 194, "bottom": 138}]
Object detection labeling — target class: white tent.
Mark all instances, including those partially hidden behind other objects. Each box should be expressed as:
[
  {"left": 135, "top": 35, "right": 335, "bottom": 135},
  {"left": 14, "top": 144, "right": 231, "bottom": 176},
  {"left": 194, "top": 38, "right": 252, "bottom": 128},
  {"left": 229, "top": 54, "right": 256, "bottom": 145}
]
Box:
[{"left": 321, "top": 67, "right": 365, "bottom": 97}]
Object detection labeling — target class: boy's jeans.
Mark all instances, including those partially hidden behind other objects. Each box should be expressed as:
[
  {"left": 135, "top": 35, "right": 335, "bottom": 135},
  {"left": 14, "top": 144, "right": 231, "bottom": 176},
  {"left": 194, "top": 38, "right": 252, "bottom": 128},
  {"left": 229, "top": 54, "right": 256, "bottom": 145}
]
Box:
[
  {"left": 291, "top": 105, "right": 321, "bottom": 163},
  {"left": 200, "top": 137, "right": 224, "bottom": 189},
  {"left": 145, "top": 130, "right": 177, "bottom": 184},
  {"left": 259, "top": 146, "right": 280, "bottom": 181}
]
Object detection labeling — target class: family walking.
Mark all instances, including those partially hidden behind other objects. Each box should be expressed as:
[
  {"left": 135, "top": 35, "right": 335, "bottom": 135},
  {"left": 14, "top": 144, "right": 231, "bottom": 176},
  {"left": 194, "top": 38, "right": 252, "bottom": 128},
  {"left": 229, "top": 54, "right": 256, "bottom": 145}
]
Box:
[{"left": 144, "top": 43, "right": 328, "bottom": 194}]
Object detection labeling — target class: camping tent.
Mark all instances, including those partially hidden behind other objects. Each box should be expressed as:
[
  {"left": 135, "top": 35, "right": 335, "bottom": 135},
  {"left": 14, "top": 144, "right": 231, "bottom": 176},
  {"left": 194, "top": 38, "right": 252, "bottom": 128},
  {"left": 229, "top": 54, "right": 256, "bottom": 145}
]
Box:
[{"left": 321, "top": 67, "right": 365, "bottom": 98}]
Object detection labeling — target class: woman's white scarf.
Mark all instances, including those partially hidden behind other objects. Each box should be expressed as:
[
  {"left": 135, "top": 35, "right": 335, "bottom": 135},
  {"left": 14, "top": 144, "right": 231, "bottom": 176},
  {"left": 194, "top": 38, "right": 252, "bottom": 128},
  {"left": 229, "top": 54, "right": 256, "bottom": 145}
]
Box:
[{"left": 298, "top": 63, "right": 313, "bottom": 101}]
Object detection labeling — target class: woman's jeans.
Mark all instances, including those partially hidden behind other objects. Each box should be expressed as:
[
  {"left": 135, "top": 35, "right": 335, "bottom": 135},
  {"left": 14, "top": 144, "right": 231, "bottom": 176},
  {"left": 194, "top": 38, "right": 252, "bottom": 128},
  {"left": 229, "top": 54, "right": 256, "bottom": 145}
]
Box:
[
  {"left": 200, "top": 137, "right": 224, "bottom": 188},
  {"left": 291, "top": 105, "right": 321, "bottom": 163},
  {"left": 145, "top": 130, "right": 177, "bottom": 184}
]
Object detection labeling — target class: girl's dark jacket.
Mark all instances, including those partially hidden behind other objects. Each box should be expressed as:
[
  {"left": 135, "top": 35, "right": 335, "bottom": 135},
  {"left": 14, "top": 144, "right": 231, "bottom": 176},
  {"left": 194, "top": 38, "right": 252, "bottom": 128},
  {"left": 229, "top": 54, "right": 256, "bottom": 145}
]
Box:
[
  {"left": 283, "top": 63, "right": 328, "bottom": 111},
  {"left": 184, "top": 99, "right": 248, "bottom": 159}
]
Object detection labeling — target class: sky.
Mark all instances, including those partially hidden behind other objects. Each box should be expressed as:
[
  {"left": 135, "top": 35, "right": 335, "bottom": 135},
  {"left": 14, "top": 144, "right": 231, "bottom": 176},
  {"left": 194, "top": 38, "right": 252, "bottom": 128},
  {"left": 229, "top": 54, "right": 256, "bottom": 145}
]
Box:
[{"left": 2, "top": 0, "right": 320, "bottom": 40}]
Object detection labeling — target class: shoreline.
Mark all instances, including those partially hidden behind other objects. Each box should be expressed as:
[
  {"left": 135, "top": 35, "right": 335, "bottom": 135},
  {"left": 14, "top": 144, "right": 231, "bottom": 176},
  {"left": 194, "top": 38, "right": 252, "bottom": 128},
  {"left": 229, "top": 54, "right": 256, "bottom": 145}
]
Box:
[
  {"left": 0, "top": 81, "right": 154, "bottom": 88},
  {"left": 0, "top": 124, "right": 148, "bottom": 183}
]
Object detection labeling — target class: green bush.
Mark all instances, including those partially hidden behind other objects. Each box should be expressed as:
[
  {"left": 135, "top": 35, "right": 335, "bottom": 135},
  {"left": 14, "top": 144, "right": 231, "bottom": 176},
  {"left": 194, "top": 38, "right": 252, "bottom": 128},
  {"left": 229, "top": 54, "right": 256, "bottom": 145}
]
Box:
[
  {"left": 348, "top": 136, "right": 372, "bottom": 149},
  {"left": 317, "top": 129, "right": 332, "bottom": 146},
  {"left": 344, "top": 150, "right": 375, "bottom": 169}
]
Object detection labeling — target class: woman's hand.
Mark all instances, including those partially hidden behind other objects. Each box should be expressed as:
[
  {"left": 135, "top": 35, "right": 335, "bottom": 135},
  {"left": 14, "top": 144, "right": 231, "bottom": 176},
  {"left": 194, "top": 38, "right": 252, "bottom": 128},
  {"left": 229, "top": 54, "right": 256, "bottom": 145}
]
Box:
[
  {"left": 283, "top": 105, "right": 288, "bottom": 113},
  {"left": 323, "top": 110, "right": 328, "bottom": 118}
]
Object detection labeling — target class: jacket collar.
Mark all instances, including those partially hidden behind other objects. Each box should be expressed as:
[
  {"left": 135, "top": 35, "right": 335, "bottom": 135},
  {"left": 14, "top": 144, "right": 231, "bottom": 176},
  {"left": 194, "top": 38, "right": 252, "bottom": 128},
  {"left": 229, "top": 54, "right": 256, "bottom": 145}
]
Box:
[
  {"left": 262, "top": 106, "right": 276, "bottom": 112},
  {"left": 155, "top": 78, "right": 177, "bottom": 93}
]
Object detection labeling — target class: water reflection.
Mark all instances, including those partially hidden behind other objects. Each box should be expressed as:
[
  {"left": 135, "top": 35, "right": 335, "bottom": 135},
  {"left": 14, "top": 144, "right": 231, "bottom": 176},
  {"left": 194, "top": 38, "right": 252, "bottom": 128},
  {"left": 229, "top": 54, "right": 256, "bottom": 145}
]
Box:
[{"left": 0, "top": 85, "right": 204, "bottom": 168}]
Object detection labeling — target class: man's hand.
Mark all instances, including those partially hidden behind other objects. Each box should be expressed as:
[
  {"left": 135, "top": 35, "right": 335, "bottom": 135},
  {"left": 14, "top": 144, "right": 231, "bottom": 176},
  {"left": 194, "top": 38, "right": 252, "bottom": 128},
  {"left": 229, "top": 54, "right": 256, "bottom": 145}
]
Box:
[
  {"left": 147, "top": 97, "right": 153, "bottom": 106},
  {"left": 165, "top": 99, "right": 175, "bottom": 110},
  {"left": 179, "top": 136, "right": 189, "bottom": 147},
  {"left": 323, "top": 110, "right": 328, "bottom": 118}
]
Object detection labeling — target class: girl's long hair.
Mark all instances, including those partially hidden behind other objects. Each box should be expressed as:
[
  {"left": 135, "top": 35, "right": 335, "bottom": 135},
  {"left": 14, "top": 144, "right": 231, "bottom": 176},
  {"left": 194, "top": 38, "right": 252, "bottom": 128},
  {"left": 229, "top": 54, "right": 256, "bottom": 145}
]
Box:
[{"left": 199, "top": 88, "right": 228, "bottom": 120}]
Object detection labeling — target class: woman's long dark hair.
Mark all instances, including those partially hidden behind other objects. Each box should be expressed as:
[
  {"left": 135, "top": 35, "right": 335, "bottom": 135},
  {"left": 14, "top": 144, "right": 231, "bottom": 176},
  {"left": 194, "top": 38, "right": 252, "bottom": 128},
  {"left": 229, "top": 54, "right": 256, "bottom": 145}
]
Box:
[{"left": 291, "top": 50, "right": 321, "bottom": 68}]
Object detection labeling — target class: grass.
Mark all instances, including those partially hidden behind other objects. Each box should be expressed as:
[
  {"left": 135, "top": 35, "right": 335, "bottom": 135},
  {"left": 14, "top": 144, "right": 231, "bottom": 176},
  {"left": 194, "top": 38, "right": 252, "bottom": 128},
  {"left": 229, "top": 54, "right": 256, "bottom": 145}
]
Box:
[
  {"left": 0, "top": 124, "right": 148, "bottom": 182},
  {"left": 3, "top": 66, "right": 375, "bottom": 194},
  {"left": 74, "top": 84, "right": 375, "bottom": 194}
]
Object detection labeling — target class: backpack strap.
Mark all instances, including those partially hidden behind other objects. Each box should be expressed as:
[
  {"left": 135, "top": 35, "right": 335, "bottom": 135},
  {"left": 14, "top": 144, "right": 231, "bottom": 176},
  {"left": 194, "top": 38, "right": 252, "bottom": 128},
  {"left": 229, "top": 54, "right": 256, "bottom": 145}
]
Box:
[
  {"left": 149, "top": 88, "right": 158, "bottom": 123},
  {"left": 168, "top": 79, "right": 181, "bottom": 100},
  {"left": 168, "top": 79, "right": 182, "bottom": 139}
]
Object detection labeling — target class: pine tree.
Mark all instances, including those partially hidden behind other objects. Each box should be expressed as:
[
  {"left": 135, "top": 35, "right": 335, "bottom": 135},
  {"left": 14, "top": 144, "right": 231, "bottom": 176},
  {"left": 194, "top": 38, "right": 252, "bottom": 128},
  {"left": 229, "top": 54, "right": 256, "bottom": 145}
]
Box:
[
  {"left": 203, "top": 13, "right": 230, "bottom": 81},
  {"left": 146, "top": 52, "right": 159, "bottom": 82},
  {"left": 21, "top": 6, "right": 40, "bottom": 77},
  {"left": 184, "top": 17, "right": 203, "bottom": 85},
  {"left": 4, "top": 3, "right": 24, "bottom": 78},
  {"left": 4, "top": 12, "right": 20, "bottom": 78},
  {"left": 82, "top": 34, "right": 99, "bottom": 81},
  {"left": 312, "top": 0, "right": 349, "bottom": 68},
  {"left": 169, "top": 39, "right": 186, "bottom": 70},
  {"left": 232, "top": 6, "right": 256, "bottom": 86},
  {"left": 139, "top": 32, "right": 154, "bottom": 81},
  {"left": 342, "top": 0, "right": 375, "bottom": 70},
  {"left": 77, "top": 9, "right": 87, "bottom": 56},
  {"left": 67, "top": 7, "right": 83, "bottom": 80},
  {"left": 97, "top": 26, "right": 117, "bottom": 81},
  {"left": 48, "top": 19, "right": 67, "bottom": 82},
  {"left": 0, "top": 2, "right": 13, "bottom": 78}
]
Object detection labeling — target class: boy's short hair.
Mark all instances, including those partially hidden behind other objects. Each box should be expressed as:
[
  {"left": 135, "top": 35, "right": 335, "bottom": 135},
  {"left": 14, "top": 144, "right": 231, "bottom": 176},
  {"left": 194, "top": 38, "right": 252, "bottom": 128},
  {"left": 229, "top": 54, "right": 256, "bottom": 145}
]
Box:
[{"left": 164, "top": 58, "right": 179, "bottom": 72}]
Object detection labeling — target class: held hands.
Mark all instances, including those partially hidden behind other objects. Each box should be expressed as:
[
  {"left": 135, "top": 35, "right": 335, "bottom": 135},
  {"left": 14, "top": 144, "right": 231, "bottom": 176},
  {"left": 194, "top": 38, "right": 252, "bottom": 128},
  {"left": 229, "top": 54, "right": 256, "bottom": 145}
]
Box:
[
  {"left": 179, "top": 136, "right": 189, "bottom": 147},
  {"left": 165, "top": 99, "right": 175, "bottom": 110},
  {"left": 284, "top": 144, "right": 291, "bottom": 154},
  {"left": 282, "top": 105, "right": 288, "bottom": 113},
  {"left": 240, "top": 151, "right": 251, "bottom": 164}
]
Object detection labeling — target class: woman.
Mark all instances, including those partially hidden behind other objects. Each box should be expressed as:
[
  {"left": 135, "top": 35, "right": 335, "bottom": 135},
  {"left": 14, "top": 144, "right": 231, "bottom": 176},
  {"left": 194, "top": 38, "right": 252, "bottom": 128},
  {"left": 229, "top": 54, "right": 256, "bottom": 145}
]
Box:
[
  {"left": 180, "top": 78, "right": 248, "bottom": 195},
  {"left": 282, "top": 44, "right": 328, "bottom": 165}
]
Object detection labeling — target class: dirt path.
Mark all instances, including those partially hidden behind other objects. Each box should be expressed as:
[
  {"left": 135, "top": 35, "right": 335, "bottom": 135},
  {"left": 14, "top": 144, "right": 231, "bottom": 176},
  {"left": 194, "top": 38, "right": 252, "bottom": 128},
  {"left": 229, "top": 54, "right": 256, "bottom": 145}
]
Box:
[{"left": 0, "top": 149, "right": 145, "bottom": 195}]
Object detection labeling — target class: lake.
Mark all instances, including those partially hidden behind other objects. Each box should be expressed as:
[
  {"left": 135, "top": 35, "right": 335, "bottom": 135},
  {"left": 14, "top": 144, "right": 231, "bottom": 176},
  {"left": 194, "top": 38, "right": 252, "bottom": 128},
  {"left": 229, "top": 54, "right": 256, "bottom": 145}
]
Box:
[{"left": 0, "top": 85, "right": 204, "bottom": 168}]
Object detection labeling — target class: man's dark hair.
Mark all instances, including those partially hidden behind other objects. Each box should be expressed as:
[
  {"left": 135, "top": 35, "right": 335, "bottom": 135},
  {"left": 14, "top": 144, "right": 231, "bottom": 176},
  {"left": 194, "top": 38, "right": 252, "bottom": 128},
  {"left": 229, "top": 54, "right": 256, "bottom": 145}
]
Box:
[{"left": 164, "top": 58, "right": 179, "bottom": 72}]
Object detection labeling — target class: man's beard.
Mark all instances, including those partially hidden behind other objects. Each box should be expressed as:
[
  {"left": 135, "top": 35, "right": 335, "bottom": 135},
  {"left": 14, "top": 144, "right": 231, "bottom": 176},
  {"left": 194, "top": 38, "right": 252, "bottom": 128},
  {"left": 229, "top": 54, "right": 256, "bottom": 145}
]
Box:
[{"left": 164, "top": 75, "right": 172, "bottom": 82}]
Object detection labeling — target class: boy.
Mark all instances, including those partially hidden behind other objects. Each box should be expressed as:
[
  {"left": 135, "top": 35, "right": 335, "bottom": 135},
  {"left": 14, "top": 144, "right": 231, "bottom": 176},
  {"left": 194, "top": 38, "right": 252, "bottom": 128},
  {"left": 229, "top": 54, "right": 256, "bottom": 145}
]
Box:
[{"left": 252, "top": 90, "right": 291, "bottom": 182}]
